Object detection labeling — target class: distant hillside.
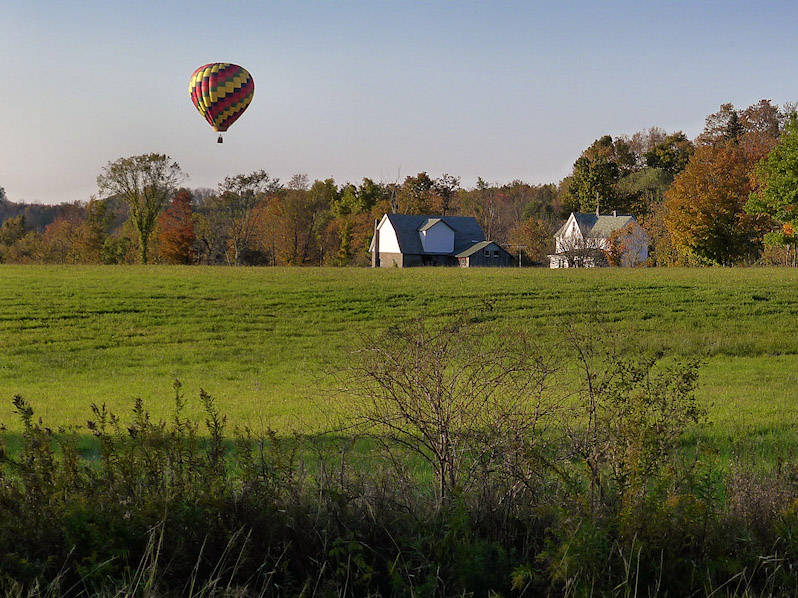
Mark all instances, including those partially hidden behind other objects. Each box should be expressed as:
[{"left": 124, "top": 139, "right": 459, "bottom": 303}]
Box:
[{"left": 0, "top": 197, "right": 61, "bottom": 231}]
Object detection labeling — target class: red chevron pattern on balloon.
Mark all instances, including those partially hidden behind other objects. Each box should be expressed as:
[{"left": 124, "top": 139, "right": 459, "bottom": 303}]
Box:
[{"left": 188, "top": 63, "right": 254, "bottom": 133}]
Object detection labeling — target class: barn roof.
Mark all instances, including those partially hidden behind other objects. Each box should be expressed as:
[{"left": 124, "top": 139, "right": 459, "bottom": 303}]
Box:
[
  {"left": 456, "top": 241, "right": 511, "bottom": 258},
  {"left": 418, "top": 217, "right": 452, "bottom": 232},
  {"left": 384, "top": 214, "right": 485, "bottom": 255}
]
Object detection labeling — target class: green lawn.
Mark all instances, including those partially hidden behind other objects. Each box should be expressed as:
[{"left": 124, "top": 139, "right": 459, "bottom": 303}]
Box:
[{"left": 1, "top": 265, "right": 797, "bottom": 453}]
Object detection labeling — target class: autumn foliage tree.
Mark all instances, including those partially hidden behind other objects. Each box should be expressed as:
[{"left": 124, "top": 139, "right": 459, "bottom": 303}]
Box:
[
  {"left": 265, "top": 176, "right": 334, "bottom": 265},
  {"left": 643, "top": 132, "right": 694, "bottom": 176},
  {"left": 97, "top": 154, "right": 185, "bottom": 264},
  {"left": 328, "top": 179, "right": 385, "bottom": 265},
  {"left": 664, "top": 144, "right": 766, "bottom": 265},
  {"left": 396, "top": 172, "right": 436, "bottom": 214},
  {"left": 0, "top": 215, "right": 37, "bottom": 262},
  {"left": 745, "top": 116, "right": 798, "bottom": 265},
  {"left": 458, "top": 180, "right": 558, "bottom": 247},
  {"left": 605, "top": 222, "right": 648, "bottom": 267},
  {"left": 217, "top": 171, "right": 280, "bottom": 266},
  {"left": 507, "top": 217, "right": 551, "bottom": 264},
  {"left": 663, "top": 101, "right": 786, "bottom": 265},
  {"left": 41, "top": 199, "right": 111, "bottom": 263},
  {"left": 42, "top": 204, "right": 82, "bottom": 263},
  {"left": 156, "top": 189, "right": 196, "bottom": 264}
]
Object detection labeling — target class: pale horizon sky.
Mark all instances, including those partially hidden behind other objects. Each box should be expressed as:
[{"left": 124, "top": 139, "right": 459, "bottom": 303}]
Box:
[{"left": 2, "top": 1, "right": 797, "bottom": 205}]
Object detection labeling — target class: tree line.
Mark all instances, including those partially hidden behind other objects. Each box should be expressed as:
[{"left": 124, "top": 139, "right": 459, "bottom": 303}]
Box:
[{"left": 2, "top": 98, "right": 797, "bottom": 266}]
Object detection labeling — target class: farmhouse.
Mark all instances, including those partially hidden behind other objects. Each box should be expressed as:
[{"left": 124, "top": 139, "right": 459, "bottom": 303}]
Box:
[
  {"left": 370, "top": 213, "right": 513, "bottom": 268},
  {"left": 549, "top": 211, "right": 648, "bottom": 268}
]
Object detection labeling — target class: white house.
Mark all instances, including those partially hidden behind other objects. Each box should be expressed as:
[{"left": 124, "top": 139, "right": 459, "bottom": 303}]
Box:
[
  {"left": 369, "top": 213, "right": 512, "bottom": 267},
  {"left": 549, "top": 211, "right": 648, "bottom": 268}
]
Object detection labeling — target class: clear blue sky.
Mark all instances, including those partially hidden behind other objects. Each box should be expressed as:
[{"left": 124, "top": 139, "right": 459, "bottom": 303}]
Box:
[{"left": 2, "top": 1, "right": 797, "bottom": 205}]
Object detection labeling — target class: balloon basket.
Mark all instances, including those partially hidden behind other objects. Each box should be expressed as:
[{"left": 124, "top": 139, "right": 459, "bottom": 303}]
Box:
[{"left": 217, "top": 135, "right": 223, "bottom": 144}]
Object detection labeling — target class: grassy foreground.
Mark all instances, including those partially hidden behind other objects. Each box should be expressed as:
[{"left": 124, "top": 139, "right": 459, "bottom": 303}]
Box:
[
  {"left": 1, "top": 265, "right": 797, "bottom": 451},
  {"left": 4, "top": 265, "right": 798, "bottom": 596}
]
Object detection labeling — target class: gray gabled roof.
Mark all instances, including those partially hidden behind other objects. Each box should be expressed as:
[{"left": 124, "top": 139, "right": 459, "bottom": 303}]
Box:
[
  {"left": 418, "top": 217, "right": 452, "bottom": 232},
  {"left": 456, "top": 241, "right": 511, "bottom": 258},
  {"left": 383, "top": 214, "right": 485, "bottom": 255},
  {"left": 555, "top": 212, "right": 637, "bottom": 239}
]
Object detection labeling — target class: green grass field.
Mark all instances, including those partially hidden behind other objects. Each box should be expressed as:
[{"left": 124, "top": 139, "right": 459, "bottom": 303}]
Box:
[{"left": 1, "top": 265, "right": 797, "bottom": 455}]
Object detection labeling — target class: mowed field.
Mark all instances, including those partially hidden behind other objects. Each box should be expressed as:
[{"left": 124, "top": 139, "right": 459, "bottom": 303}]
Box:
[{"left": 1, "top": 265, "right": 797, "bottom": 456}]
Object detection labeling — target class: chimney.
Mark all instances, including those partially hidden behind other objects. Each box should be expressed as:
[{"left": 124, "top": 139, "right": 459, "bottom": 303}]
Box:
[
  {"left": 372, "top": 219, "right": 380, "bottom": 268},
  {"left": 613, "top": 210, "right": 617, "bottom": 217},
  {"left": 595, "top": 191, "right": 600, "bottom": 216}
]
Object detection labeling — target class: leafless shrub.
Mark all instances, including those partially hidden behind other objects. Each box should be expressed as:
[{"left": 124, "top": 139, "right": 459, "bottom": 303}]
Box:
[{"left": 346, "top": 314, "right": 563, "bottom": 512}]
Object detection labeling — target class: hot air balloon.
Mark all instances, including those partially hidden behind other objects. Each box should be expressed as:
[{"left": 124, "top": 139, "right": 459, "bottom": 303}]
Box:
[{"left": 189, "top": 63, "right": 254, "bottom": 143}]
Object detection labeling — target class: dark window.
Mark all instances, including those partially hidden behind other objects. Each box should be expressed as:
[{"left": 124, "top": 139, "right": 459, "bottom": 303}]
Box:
[{"left": 493, "top": 250, "right": 500, "bottom": 258}]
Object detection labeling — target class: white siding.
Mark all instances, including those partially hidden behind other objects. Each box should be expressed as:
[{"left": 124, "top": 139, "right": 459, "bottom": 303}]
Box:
[
  {"left": 419, "top": 222, "right": 454, "bottom": 253},
  {"left": 378, "top": 217, "right": 401, "bottom": 253},
  {"left": 555, "top": 214, "right": 582, "bottom": 253}
]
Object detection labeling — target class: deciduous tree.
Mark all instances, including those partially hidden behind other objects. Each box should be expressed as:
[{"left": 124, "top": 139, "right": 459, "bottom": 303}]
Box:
[
  {"left": 615, "top": 167, "right": 673, "bottom": 218},
  {"left": 41, "top": 200, "right": 109, "bottom": 264},
  {"left": 698, "top": 100, "right": 784, "bottom": 157},
  {"left": 215, "top": 171, "right": 280, "bottom": 266},
  {"left": 643, "top": 132, "right": 694, "bottom": 175},
  {"left": 664, "top": 144, "right": 766, "bottom": 265},
  {"left": 156, "top": 189, "right": 196, "bottom": 264},
  {"left": 432, "top": 173, "right": 460, "bottom": 216},
  {"left": 746, "top": 116, "right": 798, "bottom": 264},
  {"left": 569, "top": 135, "right": 637, "bottom": 213},
  {"left": 606, "top": 222, "right": 648, "bottom": 267},
  {"left": 75, "top": 199, "right": 111, "bottom": 263},
  {"left": 0, "top": 214, "right": 27, "bottom": 248},
  {"left": 623, "top": 126, "right": 667, "bottom": 162},
  {"left": 43, "top": 214, "right": 80, "bottom": 263},
  {"left": 507, "top": 217, "right": 551, "bottom": 264},
  {"left": 460, "top": 177, "right": 499, "bottom": 242},
  {"left": 97, "top": 154, "right": 185, "bottom": 264},
  {"left": 267, "top": 176, "right": 334, "bottom": 265},
  {"left": 396, "top": 172, "right": 435, "bottom": 214}
]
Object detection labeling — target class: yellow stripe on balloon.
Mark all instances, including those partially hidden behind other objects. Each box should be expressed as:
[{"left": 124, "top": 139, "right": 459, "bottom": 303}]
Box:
[{"left": 189, "top": 62, "right": 254, "bottom": 135}]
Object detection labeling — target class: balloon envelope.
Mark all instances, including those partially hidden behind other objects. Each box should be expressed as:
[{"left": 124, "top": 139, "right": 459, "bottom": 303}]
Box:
[{"left": 188, "top": 63, "right": 254, "bottom": 133}]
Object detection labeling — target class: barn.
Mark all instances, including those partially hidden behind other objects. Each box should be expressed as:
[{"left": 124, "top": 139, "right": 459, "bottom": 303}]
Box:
[{"left": 369, "top": 213, "right": 514, "bottom": 268}]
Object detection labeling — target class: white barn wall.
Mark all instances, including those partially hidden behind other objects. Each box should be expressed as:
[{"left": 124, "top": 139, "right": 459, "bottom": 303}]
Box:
[{"left": 378, "top": 218, "right": 401, "bottom": 254}]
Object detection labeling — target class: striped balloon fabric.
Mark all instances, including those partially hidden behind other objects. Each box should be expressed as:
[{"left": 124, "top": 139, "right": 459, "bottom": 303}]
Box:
[{"left": 188, "top": 63, "right": 254, "bottom": 133}]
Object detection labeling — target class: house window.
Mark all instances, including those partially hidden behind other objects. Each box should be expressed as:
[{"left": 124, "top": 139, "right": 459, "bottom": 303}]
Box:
[
  {"left": 484, "top": 249, "right": 490, "bottom": 257},
  {"left": 492, "top": 250, "right": 499, "bottom": 258}
]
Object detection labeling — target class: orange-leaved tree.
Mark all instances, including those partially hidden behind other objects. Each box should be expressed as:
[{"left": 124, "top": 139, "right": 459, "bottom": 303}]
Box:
[
  {"left": 156, "top": 189, "right": 196, "bottom": 264},
  {"left": 663, "top": 144, "right": 766, "bottom": 265},
  {"left": 507, "top": 217, "right": 551, "bottom": 265}
]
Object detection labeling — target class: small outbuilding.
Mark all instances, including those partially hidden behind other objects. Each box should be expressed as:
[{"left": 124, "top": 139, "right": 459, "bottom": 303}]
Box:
[{"left": 456, "top": 241, "right": 515, "bottom": 267}]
